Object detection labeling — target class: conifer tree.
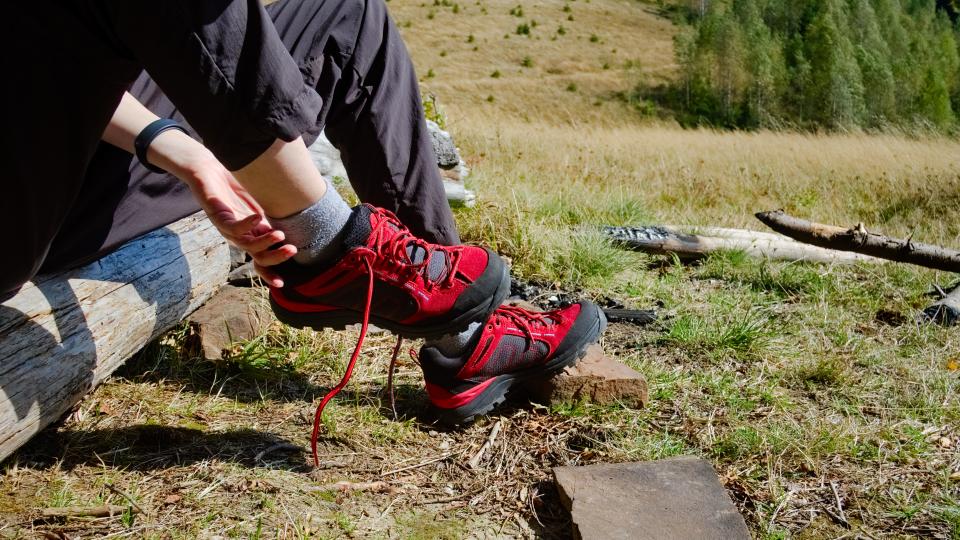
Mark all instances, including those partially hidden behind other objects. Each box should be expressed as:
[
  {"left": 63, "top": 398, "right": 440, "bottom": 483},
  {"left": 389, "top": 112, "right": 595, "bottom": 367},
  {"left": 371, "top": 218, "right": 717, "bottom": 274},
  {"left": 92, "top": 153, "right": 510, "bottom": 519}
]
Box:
[
  {"left": 804, "top": 0, "right": 866, "bottom": 127},
  {"left": 666, "top": 0, "right": 960, "bottom": 130}
]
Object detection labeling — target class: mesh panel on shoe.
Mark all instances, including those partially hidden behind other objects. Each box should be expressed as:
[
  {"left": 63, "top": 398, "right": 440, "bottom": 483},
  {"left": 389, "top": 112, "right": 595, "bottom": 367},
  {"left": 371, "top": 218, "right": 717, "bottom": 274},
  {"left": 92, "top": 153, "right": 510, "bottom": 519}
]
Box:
[
  {"left": 407, "top": 245, "right": 448, "bottom": 281},
  {"left": 477, "top": 335, "right": 549, "bottom": 377}
]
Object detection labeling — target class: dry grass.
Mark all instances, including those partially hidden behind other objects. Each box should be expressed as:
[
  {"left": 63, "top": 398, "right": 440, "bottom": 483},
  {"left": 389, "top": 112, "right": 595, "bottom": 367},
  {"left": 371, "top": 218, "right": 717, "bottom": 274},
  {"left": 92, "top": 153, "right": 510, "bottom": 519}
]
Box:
[
  {"left": 392, "top": 0, "right": 676, "bottom": 125},
  {"left": 4, "top": 0, "right": 960, "bottom": 538}
]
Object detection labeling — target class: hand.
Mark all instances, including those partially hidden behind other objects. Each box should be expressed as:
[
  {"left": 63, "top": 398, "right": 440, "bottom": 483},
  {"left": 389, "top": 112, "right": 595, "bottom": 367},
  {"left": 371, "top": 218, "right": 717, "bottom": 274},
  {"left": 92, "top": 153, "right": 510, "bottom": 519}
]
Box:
[
  {"left": 182, "top": 155, "right": 297, "bottom": 287},
  {"left": 101, "top": 94, "right": 296, "bottom": 286}
]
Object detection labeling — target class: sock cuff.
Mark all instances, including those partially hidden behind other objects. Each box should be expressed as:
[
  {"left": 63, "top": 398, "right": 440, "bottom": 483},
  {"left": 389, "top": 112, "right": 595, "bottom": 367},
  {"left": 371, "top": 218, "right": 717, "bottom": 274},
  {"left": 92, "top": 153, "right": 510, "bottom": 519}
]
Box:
[{"left": 272, "top": 177, "right": 352, "bottom": 264}]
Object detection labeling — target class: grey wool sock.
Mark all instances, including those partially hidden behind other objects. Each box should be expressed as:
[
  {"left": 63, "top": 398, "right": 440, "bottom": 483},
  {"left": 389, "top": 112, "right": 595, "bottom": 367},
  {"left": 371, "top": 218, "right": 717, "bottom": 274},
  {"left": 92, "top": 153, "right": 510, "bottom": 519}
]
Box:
[
  {"left": 272, "top": 178, "right": 353, "bottom": 265},
  {"left": 424, "top": 321, "right": 483, "bottom": 356}
]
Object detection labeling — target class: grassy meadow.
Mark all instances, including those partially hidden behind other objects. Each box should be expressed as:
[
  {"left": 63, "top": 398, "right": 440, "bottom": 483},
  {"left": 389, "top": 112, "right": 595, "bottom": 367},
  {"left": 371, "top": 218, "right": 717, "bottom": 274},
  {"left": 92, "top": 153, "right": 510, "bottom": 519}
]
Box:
[{"left": 4, "top": 0, "right": 960, "bottom": 538}]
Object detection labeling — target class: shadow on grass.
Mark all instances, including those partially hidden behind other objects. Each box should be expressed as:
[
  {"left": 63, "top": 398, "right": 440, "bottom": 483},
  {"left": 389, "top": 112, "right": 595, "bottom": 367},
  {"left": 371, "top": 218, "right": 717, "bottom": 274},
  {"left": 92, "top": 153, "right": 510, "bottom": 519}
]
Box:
[
  {"left": 13, "top": 424, "right": 311, "bottom": 472},
  {"left": 113, "top": 340, "right": 328, "bottom": 406}
]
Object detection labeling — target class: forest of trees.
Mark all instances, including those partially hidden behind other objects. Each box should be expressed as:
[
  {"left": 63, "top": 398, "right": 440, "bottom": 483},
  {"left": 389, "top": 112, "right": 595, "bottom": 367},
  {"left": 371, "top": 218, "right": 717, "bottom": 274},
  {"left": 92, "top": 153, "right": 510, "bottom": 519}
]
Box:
[{"left": 661, "top": 0, "right": 960, "bottom": 131}]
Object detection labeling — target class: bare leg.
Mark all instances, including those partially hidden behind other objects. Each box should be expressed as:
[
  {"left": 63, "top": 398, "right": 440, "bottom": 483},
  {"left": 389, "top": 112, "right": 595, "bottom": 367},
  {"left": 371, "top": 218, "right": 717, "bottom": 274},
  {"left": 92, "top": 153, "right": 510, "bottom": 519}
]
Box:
[{"left": 232, "top": 138, "right": 327, "bottom": 219}]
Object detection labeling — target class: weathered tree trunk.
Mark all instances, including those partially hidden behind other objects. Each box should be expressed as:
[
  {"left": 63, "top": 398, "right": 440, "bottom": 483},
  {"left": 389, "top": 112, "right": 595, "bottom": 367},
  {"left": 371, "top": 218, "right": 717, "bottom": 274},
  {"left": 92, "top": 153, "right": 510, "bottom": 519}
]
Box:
[
  {"left": 603, "top": 225, "right": 882, "bottom": 264},
  {"left": 755, "top": 210, "right": 960, "bottom": 272},
  {"left": 0, "top": 213, "right": 229, "bottom": 462}
]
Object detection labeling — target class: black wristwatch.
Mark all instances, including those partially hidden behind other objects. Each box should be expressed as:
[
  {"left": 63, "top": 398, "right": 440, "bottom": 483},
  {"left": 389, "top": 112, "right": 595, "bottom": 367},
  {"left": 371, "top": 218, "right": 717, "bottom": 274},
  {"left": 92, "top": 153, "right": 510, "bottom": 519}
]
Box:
[{"left": 134, "top": 118, "right": 188, "bottom": 173}]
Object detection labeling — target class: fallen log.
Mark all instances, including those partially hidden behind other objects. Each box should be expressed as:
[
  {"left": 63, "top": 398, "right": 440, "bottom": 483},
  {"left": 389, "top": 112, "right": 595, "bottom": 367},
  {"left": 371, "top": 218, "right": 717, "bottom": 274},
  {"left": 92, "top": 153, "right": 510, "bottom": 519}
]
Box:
[
  {"left": 0, "top": 213, "right": 230, "bottom": 462},
  {"left": 602, "top": 225, "right": 881, "bottom": 265},
  {"left": 922, "top": 285, "right": 960, "bottom": 326},
  {"left": 755, "top": 210, "right": 960, "bottom": 273}
]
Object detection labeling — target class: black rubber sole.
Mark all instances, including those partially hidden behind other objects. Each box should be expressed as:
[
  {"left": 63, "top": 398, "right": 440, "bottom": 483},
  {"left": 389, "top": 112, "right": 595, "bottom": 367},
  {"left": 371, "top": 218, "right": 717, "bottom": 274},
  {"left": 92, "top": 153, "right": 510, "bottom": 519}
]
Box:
[
  {"left": 437, "top": 303, "right": 608, "bottom": 425},
  {"left": 270, "top": 264, "right": 512, "bottom": 339}
]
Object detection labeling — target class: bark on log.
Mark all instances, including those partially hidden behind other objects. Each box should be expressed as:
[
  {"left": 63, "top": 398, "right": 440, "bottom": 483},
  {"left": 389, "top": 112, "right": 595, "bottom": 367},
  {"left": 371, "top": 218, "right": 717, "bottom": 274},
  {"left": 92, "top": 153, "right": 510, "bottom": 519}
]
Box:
[
  {"left": 755, "top": 210, "right": 960, "bottom": 272},
  {"left": 922, "top": 286, "right": 960, "bottom": 326},
  {"left": 603, "top": 226, "right": 881, "bottom": 265},
  {"left": 0, "top": 213, "right": 230, "bottom": 462}
]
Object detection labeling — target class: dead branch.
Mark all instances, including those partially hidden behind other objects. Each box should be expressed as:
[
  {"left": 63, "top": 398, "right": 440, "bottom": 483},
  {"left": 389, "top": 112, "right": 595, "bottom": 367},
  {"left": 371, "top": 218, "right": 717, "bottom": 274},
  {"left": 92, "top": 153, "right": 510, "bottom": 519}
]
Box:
[
  {"left": 755, "top": 210, "right": 960, "bottom": 272},
  {"left": 307, "top": 481, "right": 395, "bottom": 494},
  {"left": 382, "top": 453, "right": 453, "bottom": 476},
  {"left": 254, "top": 442, "right": 303, "bottom": 463},
  {"left": 103, "top": 483, "right": 148, "bottom": 517},
  {"left": 922, "top": 285, "right": 960, "bottom": 326},
  {"left": 40, "top": 504, "right": 131, "bottom": 519},
  {"left": 603, "top": 225, "right": 880, "bottom": 264},
  {"left": 468, "top": 420, "right": 503, "bottom": 469}
]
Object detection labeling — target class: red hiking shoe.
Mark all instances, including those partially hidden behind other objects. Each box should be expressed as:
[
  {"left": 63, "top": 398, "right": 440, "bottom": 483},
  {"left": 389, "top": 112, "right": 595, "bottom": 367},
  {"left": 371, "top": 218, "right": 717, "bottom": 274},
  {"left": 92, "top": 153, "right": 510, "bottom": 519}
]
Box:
[
  {"left": 419, "top": 301, "right": 607, "bottom": 424},
  {"left": 269, "top": 204, "right": 511, "bottom": 338}
]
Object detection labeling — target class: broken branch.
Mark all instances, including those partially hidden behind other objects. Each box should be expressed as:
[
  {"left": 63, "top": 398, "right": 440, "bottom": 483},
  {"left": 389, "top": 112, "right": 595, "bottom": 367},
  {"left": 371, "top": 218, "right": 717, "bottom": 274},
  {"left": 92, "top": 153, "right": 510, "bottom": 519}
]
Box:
[
  {"left": 921, "top": 285, "right": 960, "bottom": 326},
  {"left": 40, "top": 504, "right": 132, "bottom": 519},
  {"left": 603, "top": 225, "right": 880, "bottom": 264},
  {"left": 307, "top": 481, "right": 395, "bottom": 494},
  {"left": 755, "top": 210, "right": 960, "bottom": 272}
]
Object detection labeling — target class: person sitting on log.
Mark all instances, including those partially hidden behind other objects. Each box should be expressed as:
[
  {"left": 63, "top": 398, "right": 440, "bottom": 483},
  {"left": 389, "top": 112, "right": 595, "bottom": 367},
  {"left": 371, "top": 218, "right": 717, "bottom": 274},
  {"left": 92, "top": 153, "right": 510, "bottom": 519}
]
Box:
[{"left": 4, "top": 0, "right": 605, "bottom": 431}]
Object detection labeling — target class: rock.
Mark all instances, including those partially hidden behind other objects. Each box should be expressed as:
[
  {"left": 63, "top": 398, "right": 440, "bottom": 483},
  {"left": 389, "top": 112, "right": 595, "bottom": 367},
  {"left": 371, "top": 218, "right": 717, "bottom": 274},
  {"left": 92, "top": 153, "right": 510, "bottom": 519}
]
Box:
[
  {"left": 228, "top": 244, "right": 248, "bottom": 269},
  {"left": 307, "top": 131, "right": 472, "bottom": 205},
  {"left": 187, "top": 285, "right": 274, "bottom": 360},
  {"left": 227, "top": 262, "right": 259, "bottom": 286},
  {"left": 524, "top": 343, "right": 648, "bottom": 408},
  {"left": 426, "top": 120, "right": 460, "bottom": 169},
  {"left": 443, "top": 179, "right": 476, "bottom": 207},
  {"left": 553, "top": 457, "right": 750, "bottom": 540},
  {"left": 307, "top": 134, "right": 348, "bottom": 180}
]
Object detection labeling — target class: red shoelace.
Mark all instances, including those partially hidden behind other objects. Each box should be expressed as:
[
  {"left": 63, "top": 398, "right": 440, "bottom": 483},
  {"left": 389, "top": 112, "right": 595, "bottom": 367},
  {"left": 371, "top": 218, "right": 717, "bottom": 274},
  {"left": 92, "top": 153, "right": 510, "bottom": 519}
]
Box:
[
  {"left": 367, "top": 209, "right": 462, "bottom": 290},
  {"left": 308, "top": 210, "right": 460, "bottom": 466},
  {"left": 490, "top": 305, "right": 551, "bottom": 344}
]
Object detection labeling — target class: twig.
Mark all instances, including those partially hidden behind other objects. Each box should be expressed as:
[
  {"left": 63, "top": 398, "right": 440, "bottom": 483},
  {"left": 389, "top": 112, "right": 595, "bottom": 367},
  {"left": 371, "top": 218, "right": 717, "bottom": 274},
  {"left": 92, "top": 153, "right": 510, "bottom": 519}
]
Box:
[
  {"left": 830, "top": 481, "right": 849, "bottom": 528},
  {"left": 386, "top": 336, "right": 403, "bottom": 419},
  {"left": 382, "top": 453, "right": 453, "bottom": 476},
  {"left": 40, "top": 505, "right": 131, "bottom": 519},
  {"left": 934, "top": 284, "right": 948, "bottom": 299},
  {"left": 104, "top": 483, "right": 148, "bottom": 517},
  {"left": 424, "top": 488, "right": 484, "bottom": 505},
  {"left": 254, "top": 442, "right": 302, "bottom": 462},
  {"left": 468, "top": 420, "right": 503, "bottom": 469},
  {"left": 767, "top": 489, "right": 794, "bottom": 531},
  {"left": 306, "top": 481, "right": 395, "bottom": 494}
]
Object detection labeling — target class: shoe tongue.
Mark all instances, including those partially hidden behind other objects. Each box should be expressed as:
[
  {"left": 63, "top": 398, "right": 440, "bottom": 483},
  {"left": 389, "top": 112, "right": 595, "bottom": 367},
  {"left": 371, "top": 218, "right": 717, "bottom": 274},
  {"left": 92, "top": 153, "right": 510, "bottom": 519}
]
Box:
[
  {"left": 345, "top": 205, "right": 449, "bottom": 282},
  {"left": 341, "top": 205, "right": 373, "bottom": 250}
]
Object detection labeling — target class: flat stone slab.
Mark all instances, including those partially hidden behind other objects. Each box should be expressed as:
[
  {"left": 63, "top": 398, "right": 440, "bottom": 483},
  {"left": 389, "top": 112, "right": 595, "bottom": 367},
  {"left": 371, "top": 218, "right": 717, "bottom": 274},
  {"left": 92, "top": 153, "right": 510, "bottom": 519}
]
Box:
[
  {"left": 524, "top": 343, "right": 648, "bottom": 408},
  {"left": 187, "top": 285, "right": 273, "bottom": 360},
  {"left": 553, "top": 457, "right": 750, "bottom": 540}
]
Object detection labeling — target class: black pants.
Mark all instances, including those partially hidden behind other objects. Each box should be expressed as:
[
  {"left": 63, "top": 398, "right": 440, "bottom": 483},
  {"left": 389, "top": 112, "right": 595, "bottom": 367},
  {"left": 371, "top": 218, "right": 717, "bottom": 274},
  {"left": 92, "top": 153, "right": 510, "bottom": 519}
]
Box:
[{"left": 2, "top": 0, "right": 459, "bottom": 299}]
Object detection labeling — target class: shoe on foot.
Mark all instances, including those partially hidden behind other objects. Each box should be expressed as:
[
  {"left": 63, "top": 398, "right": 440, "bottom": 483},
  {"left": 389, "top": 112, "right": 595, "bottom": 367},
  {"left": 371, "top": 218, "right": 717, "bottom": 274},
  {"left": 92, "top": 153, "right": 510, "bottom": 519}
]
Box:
[
  {"left": 419, "top": 301, "right": 607, "bottom": 424},
  {"left": 269, "top": 204, "right": 511, "bottom": 338}
]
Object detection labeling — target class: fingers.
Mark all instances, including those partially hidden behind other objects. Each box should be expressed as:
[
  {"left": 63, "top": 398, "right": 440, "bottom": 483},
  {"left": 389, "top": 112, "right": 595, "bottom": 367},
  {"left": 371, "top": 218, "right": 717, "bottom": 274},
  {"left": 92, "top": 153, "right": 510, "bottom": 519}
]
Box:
[
  {"left": 254, "top": 262, "right": 287, "bottom": 288},
  {"left": 218, "top": 211, "right": 262, "bottom": 236},
  {"left": 234, "top": 229, "right": 286, "bottom": 255},
  {"left": 251, "top": 243, "right": 297, "bottom": 268}
]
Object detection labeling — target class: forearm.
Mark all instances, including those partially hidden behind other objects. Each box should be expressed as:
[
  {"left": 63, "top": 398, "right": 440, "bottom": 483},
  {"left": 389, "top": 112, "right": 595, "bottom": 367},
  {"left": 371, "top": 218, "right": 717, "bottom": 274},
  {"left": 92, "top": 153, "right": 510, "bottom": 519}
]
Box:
[
  {"left": 102, "top": 92, "right": 217, "bottom": 183},
  {"left": 104, "top": 93, "right": 325, "bottom": 219}
]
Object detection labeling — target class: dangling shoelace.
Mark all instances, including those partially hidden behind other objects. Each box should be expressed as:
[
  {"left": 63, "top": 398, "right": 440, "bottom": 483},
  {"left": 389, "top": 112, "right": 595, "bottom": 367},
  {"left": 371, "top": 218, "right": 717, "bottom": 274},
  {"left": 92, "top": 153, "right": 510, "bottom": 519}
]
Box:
[{"left": 308, "top": 211, "right": 458, "bottom": 466}]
